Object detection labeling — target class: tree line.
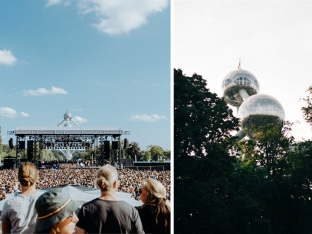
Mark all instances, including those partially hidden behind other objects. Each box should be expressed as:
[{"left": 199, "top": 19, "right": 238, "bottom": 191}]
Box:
[
  {"left": 71, "top": 142, "right": 170, "bottom": 162},
  {"left": 0, "top": 138, "right": 170, "bottom": 162},
  {"left": 174, "top": 68, "right": 312, "bottom": 234}
]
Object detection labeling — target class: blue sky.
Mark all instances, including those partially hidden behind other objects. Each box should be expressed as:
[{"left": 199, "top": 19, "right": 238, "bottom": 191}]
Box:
[{"left": 0, "top": 0, "right": 170, "bottom": 151}]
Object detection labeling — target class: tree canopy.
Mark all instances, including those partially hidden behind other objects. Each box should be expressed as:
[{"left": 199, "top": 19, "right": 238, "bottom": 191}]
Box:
[
  {"left": 174, "top": 68, "right": 312, "bottom": 234},
  {"left": 126, "top": 142, "right": 141, "bottom": 160},
  {"left": 301, "top": 86, "right": 312, "bottom": 126},
  {"left": 174, "top": 69, "right": 243, "bottom": 233},
  {"left": 147, "top": 145, "right": 164, "bottom": 161}
]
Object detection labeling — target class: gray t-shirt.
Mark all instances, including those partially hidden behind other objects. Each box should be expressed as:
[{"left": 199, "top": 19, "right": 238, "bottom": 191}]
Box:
[
  {"left": 77, "top": 198, "right": 144, "bottom": 234},
  {"left": 0, "top": 191, "right": 42, "bottom": 234}
]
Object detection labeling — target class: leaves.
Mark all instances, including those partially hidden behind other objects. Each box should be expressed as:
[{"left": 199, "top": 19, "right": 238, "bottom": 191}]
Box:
[{"left": 301, "top": 86, "right": 312, "bottom": 126}]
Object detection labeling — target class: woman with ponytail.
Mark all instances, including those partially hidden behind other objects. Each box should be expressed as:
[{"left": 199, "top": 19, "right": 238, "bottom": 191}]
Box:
[
  {"left": 136, "top": 178, "right": 171, "bottom": 234},
  {"left": 75, "top": 165, "right": 144, "bottom": 234},
  {"left": 0, "top": 162, "right": 42, "bottom": 234}
]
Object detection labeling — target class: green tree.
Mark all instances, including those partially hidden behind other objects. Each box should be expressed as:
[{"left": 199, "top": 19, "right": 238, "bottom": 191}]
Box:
[
  {"left": 126, "top": 142, "right": 141, "bottom": 160},
  {"left": 72, "top": 150, "right": 82, "bottom": 160},
  {"left": 238, "top": 122, "right": 294, "bottom": 178},
  {"left": 164, "top": 150, "right": 171, "bottom": 159},
  {"left": 81, "top": 147, "right": 96, "bottom": 160},
  {"left": 141, "top": 150, "right": 151, "bottom": 161},
  {"left": 234, "top": 121, "right": 312, "bottom": 234},
  {"left": 147, "top": 145, "right": 164, "bottom": 161},
  {"left": 174, "top": 69, "right": 242, "bottom": 233},
  {"left": 301, "top": 85, "right": 312, "bottom": 125}
]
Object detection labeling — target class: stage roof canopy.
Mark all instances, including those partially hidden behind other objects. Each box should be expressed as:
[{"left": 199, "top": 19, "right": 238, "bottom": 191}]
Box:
[{"left": 14, "top": 126, "right": 123, "bottom": 136}]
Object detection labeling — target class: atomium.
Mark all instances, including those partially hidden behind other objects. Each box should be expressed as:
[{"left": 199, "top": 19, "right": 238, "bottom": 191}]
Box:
[
  {"left": 57, "top": 110, "right": 79, "bottom": 159},
  {"left": 221, "top": 69, "right": 260, "bottom": 107},
  {"left": 222, "top": 65, "right": 285, "bottom": 141},
  {"left": 238, "top": 94, "right": 285, "bottom": 139},
  {"left": 57, "top": 110, "right": 79, "bottom": 127}
]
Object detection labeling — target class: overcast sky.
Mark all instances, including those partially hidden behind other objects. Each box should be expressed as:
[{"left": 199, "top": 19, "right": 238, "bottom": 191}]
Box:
[
  {"left": 0, "top": 0, "right": 170, "bottom": 150},
  {"left": 174, "top": 0, "right": 312, "bottom": 141}
]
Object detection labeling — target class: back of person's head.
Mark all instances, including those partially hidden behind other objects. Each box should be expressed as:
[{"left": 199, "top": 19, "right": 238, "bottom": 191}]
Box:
[
  {"left": 142, "top": 178, "right": 167, "bottom": 204},
  {"left": 142, "top": 178, "right": 171, "bottom": 234},
  {"left": 97, "top": 165, "right": 118, "bottom": 192},
  {"left": 18, "top": 162, "right": 38, "bottom": 187}
]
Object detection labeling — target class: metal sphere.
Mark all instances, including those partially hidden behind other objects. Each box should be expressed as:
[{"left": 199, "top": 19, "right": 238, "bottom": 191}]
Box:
[
  {"left": 238, "top": 94, "right": 285, "bottom": 139},
  {"left": 64, "top": 111, "right": 72, "bottom": 120},
  {"left": 221, "top": 69, "right": 260, "bottom": 107}
]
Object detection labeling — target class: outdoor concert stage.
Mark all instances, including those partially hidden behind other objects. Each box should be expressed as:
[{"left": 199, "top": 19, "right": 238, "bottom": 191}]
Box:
[{"left": 10, "top": 126, "right": 129, "bottom": 166}]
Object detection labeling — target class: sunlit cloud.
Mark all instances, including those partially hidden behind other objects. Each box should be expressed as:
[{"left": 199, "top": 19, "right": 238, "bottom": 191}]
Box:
[
  {"left": 23, "top": 87, "right": 68, "bottom": 96},
  {"left": 0, "top": 107, "right": 18, "bottom": 118},
  {"left": 46, "top": 0, "right": 169, "bottom": 35},
  {"left": 131, "top": 114, "right": 167, "bottom": 122},
  {"left": 46, "top": 0, "right": 64, "bottom": 7},
  {"left": 0, "top": 49, "right": 17, "bottom": 66},
  {"left": 73, "top": 116, "right": 88, "bottom": 124},
  {"left": 20, "top": 112, "right": 30, "bottom": 117}
]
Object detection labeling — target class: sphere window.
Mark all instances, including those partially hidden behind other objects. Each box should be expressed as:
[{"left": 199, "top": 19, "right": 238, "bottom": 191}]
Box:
[
  {"left": 234, "top": 77, "right": 251, "bottom": 86},
  {"left": 243, "top": 77, "right": 251, "bottom": 85},
  {"left": 223, "top": 79, "right": 231, "bottom": 87}
]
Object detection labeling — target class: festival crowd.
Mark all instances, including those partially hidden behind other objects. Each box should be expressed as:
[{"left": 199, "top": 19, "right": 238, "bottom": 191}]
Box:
[
  {"left": 0, "top": 167, "right": 171, "bottom": 201},
  {"left": 0, "top": 162, "right": 171, "bottom": 234}
]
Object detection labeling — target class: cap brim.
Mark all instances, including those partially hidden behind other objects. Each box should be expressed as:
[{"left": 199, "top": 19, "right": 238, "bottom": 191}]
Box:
[{"left": 36, "top": 200, "right": 81, "bottom": 232}]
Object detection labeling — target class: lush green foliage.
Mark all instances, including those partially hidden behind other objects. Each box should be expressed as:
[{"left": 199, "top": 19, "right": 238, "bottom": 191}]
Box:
[
  {"left": 126, "top": 142, "right": 141, "bottom": 160},
  {"left": 147, "top": 145, "right": 164, "bottom": 161},
  {"left": 1, "top": 144, "right": 16, "bottom": 158},
  {"left": 174, "top": 68, "right": 312, "bottom": 234},
  {"left": 301, "top": 86, "right": 312, "bottom": 125},
  {"left": 141, "top": 150, "right": 151, "bottom": 161},
  {"left": 174, "top": 69, "right": 245, "bottom": 234}
]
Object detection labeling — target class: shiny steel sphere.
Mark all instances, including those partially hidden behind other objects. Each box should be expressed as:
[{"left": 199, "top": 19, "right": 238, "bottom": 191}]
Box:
[
  {"left": 238, "top": 94, "right": 285, "bottom": 139},
  {"left": 221, "top": 69, "right": 260, "bottom": 107},
  {"left": 64, "top": 111, "right": 72, "bottom": 120}
]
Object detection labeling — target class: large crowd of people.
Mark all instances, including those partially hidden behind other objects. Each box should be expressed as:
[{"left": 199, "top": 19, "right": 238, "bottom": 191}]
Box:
[
  {"left": 0, "top": 166, "right": 171, "bottom": 201},
  {"left": 0, "top": 162, "right": 171, "bottom": 234}
]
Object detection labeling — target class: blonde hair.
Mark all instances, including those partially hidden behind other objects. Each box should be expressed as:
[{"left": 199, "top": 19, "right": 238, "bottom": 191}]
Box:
[
  {"left": 96, "top": 165, "right": 118, "bottom": 192},
  {"left": 49, "top": 223, "right": 59, "bottom": 234},
  {"left": 18, "top": 162, "right": 38, "bottom": 187},
  {"left": 142, "top": 178, "right": 171, "bottom": 234}
]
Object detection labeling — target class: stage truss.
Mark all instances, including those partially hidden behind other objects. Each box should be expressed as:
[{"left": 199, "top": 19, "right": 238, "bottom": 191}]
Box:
[{"left": 10, "top": 126, "right": 130, "bottom": 166}]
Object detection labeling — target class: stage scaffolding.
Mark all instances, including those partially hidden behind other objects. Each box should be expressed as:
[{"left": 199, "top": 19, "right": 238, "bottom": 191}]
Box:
[{"left": 10, "top": 126, "right": 130, "bottom": 167}]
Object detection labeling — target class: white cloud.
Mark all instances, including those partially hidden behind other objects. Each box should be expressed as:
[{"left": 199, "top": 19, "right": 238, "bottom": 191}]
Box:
[
  {"left": 46, "top": 0, "right": 64, "bottom": 7},
  {"left": 0, "top": 49, "right": 17, "bottom": 66},
  {"left": 73, "top": 116, "right": 88, "bottom": 124},
  {"left": 46, "top": 0, "right": 168, "bottom": 35},
  {"left": 20, "top": 112, "right": 30, "bottom": 117},
  {"left": 131, "top": 114, "right": 167, "bottom": 122},
  {"left": 20, "top": 60, "right": 29, "bottom": 65},
  {"left": 0, "top": 107, "right": 18, "bottom": 118},
  {"left": 23, "top": 86, "right": 68, "bottom": 96}
]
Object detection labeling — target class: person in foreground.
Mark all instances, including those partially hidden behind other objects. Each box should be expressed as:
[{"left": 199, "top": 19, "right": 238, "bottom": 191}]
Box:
[
  {"left": 75, "top": 165, "right": 144, "bottom": 234},
  {"left": 0, "top": 162, "right": 42, "bottom": 234},
  {"left": 136, "top": 178, "right": 171, "bottom": 234},
  {"left": 35, "top": 187, "right": 80, "bottom": 234}
]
